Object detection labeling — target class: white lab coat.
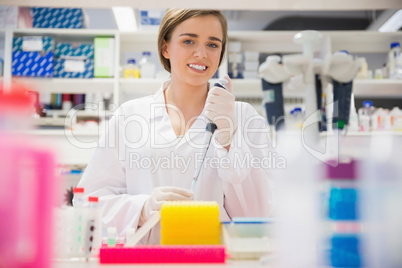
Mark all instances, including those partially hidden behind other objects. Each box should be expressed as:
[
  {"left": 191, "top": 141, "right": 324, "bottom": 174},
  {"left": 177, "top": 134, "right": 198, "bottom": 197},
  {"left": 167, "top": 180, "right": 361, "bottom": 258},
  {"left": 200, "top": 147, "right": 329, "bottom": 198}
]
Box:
[{"left": 77, "top": 80, "right": 275, "bottom": 244}]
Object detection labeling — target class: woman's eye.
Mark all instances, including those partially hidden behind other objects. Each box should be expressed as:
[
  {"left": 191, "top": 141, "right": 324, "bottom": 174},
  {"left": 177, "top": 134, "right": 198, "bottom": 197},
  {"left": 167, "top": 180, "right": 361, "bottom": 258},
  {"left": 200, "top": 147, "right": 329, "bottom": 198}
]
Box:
[
  {"left": 184, "top": 40, "right": 193, "bottom": 45},
  {"left": 208, "top": 43, "right": 219, "bottom": 48}
]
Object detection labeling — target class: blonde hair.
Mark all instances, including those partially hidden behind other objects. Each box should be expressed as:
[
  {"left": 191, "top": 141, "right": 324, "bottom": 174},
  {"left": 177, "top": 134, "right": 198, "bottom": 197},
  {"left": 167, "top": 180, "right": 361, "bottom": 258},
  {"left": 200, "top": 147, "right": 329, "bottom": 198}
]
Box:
[{"left": 157, "top": 9, "right": 228, "bottom": 73}]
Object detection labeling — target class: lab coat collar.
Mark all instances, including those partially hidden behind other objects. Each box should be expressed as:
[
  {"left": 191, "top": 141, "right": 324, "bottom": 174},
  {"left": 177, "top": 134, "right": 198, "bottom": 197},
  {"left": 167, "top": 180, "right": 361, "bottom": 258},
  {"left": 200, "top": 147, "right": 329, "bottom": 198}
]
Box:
[
  {"left": 150, "top": 79, "right": 211, "bottom": 121},
  {"left": 150, "top": 80, "right": 170, "bottom": 120},
  {"left": 150, "top": 80, "right": 211, "bottom": 151}
]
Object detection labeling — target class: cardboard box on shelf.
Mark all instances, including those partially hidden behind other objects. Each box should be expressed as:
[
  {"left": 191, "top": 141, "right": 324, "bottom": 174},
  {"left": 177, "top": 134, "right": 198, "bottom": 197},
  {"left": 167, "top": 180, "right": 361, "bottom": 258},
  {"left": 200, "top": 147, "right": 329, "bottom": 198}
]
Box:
[
  {"left": 32, "top": 7, "right": 84, "bottom": 29},
  {"left": 12, "top": 36, "right": 54, "bottom": 77},
  {"left": 55, "top": 42, "right": 94, "bottom": 58},
  {"left": 53, "top": 58, "right": 94, "bottom": 78},
  {"left": 94, "top": 37, "right": 114, "bottom": 78}
]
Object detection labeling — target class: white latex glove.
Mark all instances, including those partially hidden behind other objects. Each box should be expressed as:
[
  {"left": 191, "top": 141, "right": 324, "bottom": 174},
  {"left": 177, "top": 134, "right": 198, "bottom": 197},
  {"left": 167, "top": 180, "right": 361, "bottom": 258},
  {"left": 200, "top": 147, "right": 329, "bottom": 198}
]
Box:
[
  {"left": 205, "top": 75, "right": 237, "bottom": 147},
  {"left": 139, "top": 186, "right": 193, "bottom": 226}
]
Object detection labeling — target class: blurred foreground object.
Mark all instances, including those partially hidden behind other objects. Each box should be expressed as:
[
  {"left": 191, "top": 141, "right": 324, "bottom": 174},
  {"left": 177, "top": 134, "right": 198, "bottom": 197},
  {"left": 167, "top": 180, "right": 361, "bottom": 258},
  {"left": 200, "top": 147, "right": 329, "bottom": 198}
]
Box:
[{"left": 0, "top": 85, "right": 57, "bottom": 268}]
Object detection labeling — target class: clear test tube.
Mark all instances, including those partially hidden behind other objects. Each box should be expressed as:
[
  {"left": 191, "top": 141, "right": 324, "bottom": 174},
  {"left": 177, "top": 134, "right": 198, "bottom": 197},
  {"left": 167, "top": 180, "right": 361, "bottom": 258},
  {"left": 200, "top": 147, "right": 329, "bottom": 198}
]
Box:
[
  {"left": 73, "top": 187, "right": 85, "bottom": 207},
  {"left": 107, "top": 227, "right": 117, "bottom": 247},
  {"left": 86, "top": 196, "right": 100, "bottom": 258}
]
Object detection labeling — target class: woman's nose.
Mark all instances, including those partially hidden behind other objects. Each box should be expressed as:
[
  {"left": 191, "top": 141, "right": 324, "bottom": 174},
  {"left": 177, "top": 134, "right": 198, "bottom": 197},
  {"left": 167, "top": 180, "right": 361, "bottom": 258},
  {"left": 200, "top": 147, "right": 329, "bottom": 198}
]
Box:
[{"left": 193, "top": 45, "right": 207, "bottom": 58}]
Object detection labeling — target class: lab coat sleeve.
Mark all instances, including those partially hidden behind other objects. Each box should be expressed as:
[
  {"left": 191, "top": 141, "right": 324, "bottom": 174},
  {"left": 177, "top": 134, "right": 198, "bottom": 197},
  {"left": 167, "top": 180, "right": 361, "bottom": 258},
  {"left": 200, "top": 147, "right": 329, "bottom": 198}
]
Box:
[
  {"left": 212, "top": 102, "right": 276, "bottom": 218},
  {"left": 75, "top": 107, "right": 149, "bottom": 239}
]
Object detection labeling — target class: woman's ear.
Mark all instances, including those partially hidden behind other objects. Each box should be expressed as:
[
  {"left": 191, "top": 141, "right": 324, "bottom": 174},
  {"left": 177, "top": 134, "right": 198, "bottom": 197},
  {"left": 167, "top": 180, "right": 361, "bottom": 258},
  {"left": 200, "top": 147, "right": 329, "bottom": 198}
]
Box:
[{"left": 161, "top": 40, "right": 170, "bottom": 59}]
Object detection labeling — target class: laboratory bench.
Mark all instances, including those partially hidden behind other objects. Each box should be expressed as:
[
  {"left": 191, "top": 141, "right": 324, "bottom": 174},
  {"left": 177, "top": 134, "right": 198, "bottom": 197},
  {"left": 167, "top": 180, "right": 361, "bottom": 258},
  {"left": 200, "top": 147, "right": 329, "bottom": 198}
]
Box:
[{"left": 53, "top": 259, "right": 270, "bottom": 268}]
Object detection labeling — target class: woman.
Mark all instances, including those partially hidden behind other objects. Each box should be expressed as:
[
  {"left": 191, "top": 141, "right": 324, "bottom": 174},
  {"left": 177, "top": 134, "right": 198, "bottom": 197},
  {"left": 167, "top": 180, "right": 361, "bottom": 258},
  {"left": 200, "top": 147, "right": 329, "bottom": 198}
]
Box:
[{"left": 76, "top": 9, "right": 274, "bottom": 244}]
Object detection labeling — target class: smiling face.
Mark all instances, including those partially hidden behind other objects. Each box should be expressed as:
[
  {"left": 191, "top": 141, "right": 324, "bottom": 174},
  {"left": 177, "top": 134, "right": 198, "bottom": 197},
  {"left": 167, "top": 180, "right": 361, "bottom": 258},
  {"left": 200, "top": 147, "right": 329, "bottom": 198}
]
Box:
[{"left": 161, "top": 15, "right": 223, "bottom": 87}]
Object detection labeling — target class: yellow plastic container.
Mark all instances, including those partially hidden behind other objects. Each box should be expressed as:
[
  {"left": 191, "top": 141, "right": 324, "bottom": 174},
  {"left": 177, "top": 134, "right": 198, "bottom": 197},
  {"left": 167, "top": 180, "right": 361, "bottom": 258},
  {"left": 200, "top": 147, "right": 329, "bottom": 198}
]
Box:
[{"left": 161, "top": 201, "right": 220, "bottom": 245}]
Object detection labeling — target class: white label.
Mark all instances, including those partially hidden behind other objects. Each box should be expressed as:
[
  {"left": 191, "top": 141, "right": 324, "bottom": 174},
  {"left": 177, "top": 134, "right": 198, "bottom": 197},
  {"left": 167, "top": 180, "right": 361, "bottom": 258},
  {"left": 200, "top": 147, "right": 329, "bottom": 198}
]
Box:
[
  {"left": 64, "top": 60, "right": 85, "bottom": 73},
  {"left": 22, "top": 36, "right": 43, "bottom": 52},
  {"left": 262, "top": 89, "right": 275, "bottom": 104}
]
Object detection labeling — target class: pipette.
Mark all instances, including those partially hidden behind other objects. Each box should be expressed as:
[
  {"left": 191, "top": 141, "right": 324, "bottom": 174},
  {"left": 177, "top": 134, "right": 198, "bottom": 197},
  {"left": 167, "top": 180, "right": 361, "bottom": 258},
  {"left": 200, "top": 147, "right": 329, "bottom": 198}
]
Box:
[{"left": 191, "top": 78, "right": 228, "bottom": 195}]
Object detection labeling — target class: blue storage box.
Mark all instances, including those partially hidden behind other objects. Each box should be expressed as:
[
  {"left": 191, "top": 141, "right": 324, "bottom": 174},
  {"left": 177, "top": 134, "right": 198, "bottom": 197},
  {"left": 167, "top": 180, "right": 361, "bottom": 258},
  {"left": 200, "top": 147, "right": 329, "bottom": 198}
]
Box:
[
  {"left": 53, "top": 58, "right": 94, "bottom": 78},
  {"left": 33, "top": 8, "right": 84, "bottom": 29},
  {"left": 55, "top": 42, "right": 94, "bottom": 58},
  {"left": 12, "top": 51, "right": 53, "bottom": 77},
  {"left": 13, "top": 36, "right": 53, "bottom": 53},
  {"left": 12, "top": 36, "right": 54, "bottom": 77}
]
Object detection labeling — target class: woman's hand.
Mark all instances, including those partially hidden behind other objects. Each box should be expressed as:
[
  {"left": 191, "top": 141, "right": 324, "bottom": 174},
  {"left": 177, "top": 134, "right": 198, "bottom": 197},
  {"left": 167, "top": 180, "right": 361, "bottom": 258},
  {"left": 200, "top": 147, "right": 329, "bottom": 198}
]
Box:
[
  {"left": 205, "top": 75, "right": 237, "bottom": 149},
  {"left": 139, "top": 186, "right": 193, "bottom": 226}
]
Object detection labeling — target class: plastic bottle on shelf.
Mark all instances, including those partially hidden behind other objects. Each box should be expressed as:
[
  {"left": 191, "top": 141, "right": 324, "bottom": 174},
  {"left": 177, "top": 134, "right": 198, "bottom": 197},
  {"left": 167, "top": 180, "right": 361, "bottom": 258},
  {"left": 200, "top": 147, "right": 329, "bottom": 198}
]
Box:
[
  {"left": 124, "top": 59, "right": 140, "bottom": 79},
  {"left": 358, "top": 101, "right": 375, "bottom": 131},
  {"left": 348, "top": 93, "right": 359, "bottom": 132},
  {"left": 356, "top": 57, "right": 368, "bottom": 79},
  {"left": 390, "top": 107, "right": 402, "bottom": 131},
  {"left": 139, "top": 51, "right": 156, "bottom": 79},
  {"left": 388, "top": 42, "right": 402, "bottom": 79}
]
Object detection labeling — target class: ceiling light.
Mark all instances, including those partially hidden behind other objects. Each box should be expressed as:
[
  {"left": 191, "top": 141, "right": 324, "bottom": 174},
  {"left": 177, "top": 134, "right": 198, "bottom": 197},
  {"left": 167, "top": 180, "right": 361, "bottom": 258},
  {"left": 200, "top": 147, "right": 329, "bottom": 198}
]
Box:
[
  {"left": 379, "top": 9, "right": 402, "bottom": 32},
  {"left": 112, "top": 7, "right": 137, "bottom": 32}
]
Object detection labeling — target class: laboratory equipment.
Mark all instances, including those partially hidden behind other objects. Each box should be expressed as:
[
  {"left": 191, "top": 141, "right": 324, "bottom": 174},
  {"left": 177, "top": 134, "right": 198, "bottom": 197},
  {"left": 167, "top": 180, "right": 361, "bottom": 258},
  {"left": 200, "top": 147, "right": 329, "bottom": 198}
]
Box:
[
  {"left": 388, "top": 42, "right": 402, "bottom": 79},
  {"left": 190, "top": 78, "right": 228, "bottom": 195},
  {"left": 0, "top": 88, "right": 57, "bottom": 268},
  {"left": 99, "top": 245, "right": 226, "bottom": 264},
  {"left": 348, "top": 93, "right": 359, "bottom": 132},
  {"left": 259, "top": 31, "right": 322, "bottom": 137},
  {"left": 85, "top": 196, "right": 101, "bottom": 258},
  {"left": 125, "top": 212, "right": 161, "bottom": 246},
  {"left": 139, "top": 51, "right": 156, "bottom": 78},
  {"left": 360, "top": 135, "right": 402, "bottom": 267},
  {"left": 72, "top": 187, "right": 85, "bottom": 207},
  {"left": 124, "top": 59, "right": 140, "bottom": 78},
  {"left": 332, "top": 80, "right": 353, "bottom": 129},
  {"left": 259, "top": 31, "right": 363, "bottom": 135},
  {"left": 390, "top": 107, "right": 402, "bottom": 130},
  {"left": 228, "top": 41, "right": 243, "bottom": 79},
  {"left": 107, "top": 227, "right": 117, "bottom": 247},
  {"left": 358, "top": 101, "right": 375, "bottom": 131},
  {"left": 319, "top": 160, "right": 362, "bottom": 268},
  {"left": 222, "top": 218, "right": 272, "bottom": 260},
  {"left": 322, "top": 50, "right": 363, "bottom": 130},
  {"left": 160, "top": 201, "right": 220, "bottom": 245}
]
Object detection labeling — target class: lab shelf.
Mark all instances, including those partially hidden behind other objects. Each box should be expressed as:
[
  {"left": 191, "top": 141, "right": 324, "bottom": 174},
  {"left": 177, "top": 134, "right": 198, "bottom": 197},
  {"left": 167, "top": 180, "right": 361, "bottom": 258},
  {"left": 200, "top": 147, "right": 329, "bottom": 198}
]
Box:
[
  {"left": 229, "top": 31, "right": 402, "bottom": 53},
  {"left": 13, "top": 78, "right": 115, "bottom": 94},
  {"left": 353, "top": 79, "right": 402, "bottom": 98},
  {"left": 120, "top": 78, "right": 305, "bottom": 99},
  {"left": 45, "top": 109, "right": 114, "bottom": 117},
  {"left": 12, "top": 28, "right": 117, "bottom": 38}
]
